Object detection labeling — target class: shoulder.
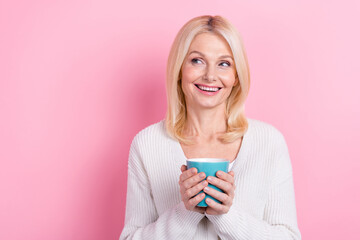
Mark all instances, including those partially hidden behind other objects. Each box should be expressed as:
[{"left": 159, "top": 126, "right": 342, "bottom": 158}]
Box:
[
  {"left": 247, "top": 117, "right": 286, "bottom": 142},
  {"left": 130, "top": 119, "right": 170, "bottom": 150},
  {"left": 246, "top": 117, "right": 288, "bottom": 153},
  {"left": 128, "top": 120, "right": 172, "bottom": 169}
]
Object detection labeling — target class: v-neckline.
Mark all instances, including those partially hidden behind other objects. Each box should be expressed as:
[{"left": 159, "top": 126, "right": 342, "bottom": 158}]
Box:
[{"left": 175, "top": 118, "right": 252, "bottom": 171}]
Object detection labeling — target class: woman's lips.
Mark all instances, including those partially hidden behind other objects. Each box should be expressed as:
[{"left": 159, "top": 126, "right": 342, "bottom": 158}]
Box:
[{"left": 194, "top": 84, "right": 221, "bottom": 96}]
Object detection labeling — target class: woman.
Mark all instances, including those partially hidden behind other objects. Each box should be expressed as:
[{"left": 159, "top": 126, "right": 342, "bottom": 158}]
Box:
[{"left": 120, "top": 15, "right": 301, "bottom": 240}]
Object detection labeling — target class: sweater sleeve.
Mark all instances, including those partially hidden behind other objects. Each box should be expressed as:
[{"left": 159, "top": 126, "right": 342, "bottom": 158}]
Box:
[
  {"left": 119, "top": 135, "right": 204, "bottom": 240},
  {"left": 205, "top": 133, "right": 301, "bottom": 240}
]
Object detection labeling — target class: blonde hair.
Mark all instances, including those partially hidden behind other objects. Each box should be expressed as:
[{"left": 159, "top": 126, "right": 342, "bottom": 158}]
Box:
[{"left": 165, "top": 15, "right": 250, "bottom": 145}]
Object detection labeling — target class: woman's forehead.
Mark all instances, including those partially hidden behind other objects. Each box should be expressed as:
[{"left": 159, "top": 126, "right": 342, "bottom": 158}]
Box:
[{"left": 188, "top": 32, "right": 233, "bottom": 57}]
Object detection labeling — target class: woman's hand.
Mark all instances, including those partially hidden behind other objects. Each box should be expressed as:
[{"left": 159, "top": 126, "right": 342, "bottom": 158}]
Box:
[
  {"left": 179, "top": 165, "right": 208, "bottom": 214},
  {"left": 203, "top": 170, "right": 235, "bottom": 215}
]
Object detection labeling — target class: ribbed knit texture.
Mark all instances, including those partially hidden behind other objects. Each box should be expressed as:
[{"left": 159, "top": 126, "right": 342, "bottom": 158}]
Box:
[{"left": 119, "top": 118, "right": 301, "bottom": 240}]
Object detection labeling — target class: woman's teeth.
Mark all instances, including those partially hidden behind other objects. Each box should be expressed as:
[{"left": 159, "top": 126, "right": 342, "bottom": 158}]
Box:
[{"left": 196, "top": 84, "right": 221, "bottom": 92}]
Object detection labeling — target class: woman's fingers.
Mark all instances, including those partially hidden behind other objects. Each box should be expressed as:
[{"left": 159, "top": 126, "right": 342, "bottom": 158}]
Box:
[
  {"left": 184, "top": 190, "right": 206, "bottom": 212},
  {"left": 179, "top": 167, "right": 197, "bottom": 182},
  {"left": 179, "top": 165, "right": 208, "bottom": 212},
  {"left": 206, "top": 171, "right": 235, "bottom": 194},
  {"left": 203, "top": 186, "right": 231, "bottom": 205},
  {"left": 216, "top": 170, "right": 234, "bottom": 184},
  {"left": 205, "top": 198, "right": 229, "bottom": 215},
  {"left": 204, "top": 171, "right": 236, "bottom": 215},
  {"left": 182, "top": 172, "right": 206, "bottom": 190},
  {"left": 206, "top": 176, "right": 234, "bottom": 195},
  {"left": 189, "top": 192, "right": 206, "bottom": 206},
  {"left": 189, "top": 193, "right": 206, "bottom": 213},
  {"left": 180, "top": 173, "right": 207, "bottom": 199},
  {"left": 184, "top": 180, "right": 208, "bottom": 200}
]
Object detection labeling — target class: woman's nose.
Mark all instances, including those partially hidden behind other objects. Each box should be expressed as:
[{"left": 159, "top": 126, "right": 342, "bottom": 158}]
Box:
[{"left": 203, "top": 65, "right": 216, "bottom": 81}]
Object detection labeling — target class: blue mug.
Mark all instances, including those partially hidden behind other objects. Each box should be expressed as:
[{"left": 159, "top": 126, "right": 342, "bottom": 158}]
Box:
[{"left": 186, "top": 158, "right": 229, "bottom": 207}]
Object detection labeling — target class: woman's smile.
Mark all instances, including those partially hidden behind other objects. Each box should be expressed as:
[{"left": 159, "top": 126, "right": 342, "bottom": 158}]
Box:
[{"left": 194, "top": 83, "right": 222, "bottom": 96}]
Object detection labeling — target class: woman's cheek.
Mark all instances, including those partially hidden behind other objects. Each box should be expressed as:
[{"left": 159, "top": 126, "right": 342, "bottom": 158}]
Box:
[
  {"left": 185, "top": 68, "right": 203, "bottom": 80},
  {"left": 221, "top": 75, "right": 237, "bottom": 87}
]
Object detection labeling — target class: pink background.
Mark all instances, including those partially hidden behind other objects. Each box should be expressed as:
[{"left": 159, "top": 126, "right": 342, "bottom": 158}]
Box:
[{"left": 1, "top": 1, "right": 359, "bottom": 239}]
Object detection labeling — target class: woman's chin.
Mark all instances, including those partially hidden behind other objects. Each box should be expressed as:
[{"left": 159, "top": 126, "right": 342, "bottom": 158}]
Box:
[{"left": 192, "top": 101, "right": 225, "bottom": 110}]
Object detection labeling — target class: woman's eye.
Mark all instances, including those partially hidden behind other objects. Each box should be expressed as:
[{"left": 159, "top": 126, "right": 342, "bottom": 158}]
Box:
[
  {"left": 191, "top": 58, "right": 202, "bottom": 64},
  {"left": 220, "top": 61, "right": 231, "bottom": 67}
]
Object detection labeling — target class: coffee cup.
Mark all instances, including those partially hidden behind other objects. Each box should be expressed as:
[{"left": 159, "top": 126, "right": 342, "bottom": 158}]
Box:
[{"left": 186, "top": 158, "right": 229, "bottom": 207}]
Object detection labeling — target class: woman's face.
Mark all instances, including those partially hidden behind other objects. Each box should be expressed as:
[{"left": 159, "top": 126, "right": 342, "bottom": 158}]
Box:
[{"left": 180, "top": 32, "right": 238, "bottom": 111}]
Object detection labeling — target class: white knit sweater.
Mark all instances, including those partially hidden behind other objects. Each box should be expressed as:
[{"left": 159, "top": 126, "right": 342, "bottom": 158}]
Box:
[{"left": 119, "top": 118, "right": 301, "bottom": 240}]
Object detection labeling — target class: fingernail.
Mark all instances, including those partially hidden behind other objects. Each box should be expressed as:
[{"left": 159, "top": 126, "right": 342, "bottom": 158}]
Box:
[
  {"left": 217, "top": 171, "right": 222, "bottom": 176},
  {"left": 207, "top": 176, "right": 213, "bottom": 182},
  {"left": 199, "top": 172, "right": 205, "bottom": 178},
  {"left": 202, "top": 181, "right": 207, "bottom": 186},
  {"left": 204, "top": 187, "right": 209, "bottom": 192},
  {"left": 191, "top": 168, "right": 197, "bottom": 174}
]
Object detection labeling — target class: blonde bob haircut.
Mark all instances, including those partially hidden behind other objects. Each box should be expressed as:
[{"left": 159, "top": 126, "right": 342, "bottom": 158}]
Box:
[{"left": 165, "top": 15, "right": 250, "bottom": 145}]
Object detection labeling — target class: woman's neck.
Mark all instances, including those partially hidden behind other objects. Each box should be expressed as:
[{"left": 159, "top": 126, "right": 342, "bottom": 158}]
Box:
[{"left": 183, "top": 104, "right": 227, "bottom": 140}]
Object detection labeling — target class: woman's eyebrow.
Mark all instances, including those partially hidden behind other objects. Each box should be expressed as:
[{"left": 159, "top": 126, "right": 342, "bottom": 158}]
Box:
[
  {"left": 219, "top": 55, "right": 234, "bottom": 60},
  {"left": 189, "top": 50, "right": 234, "bottom": 60},
  {"left": 189, "top": 50, "right": 205, "bottom": 56}
]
